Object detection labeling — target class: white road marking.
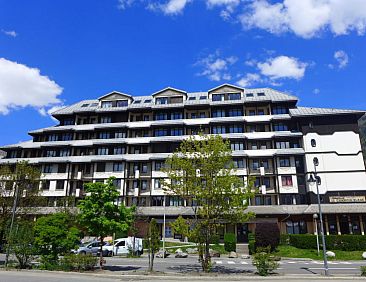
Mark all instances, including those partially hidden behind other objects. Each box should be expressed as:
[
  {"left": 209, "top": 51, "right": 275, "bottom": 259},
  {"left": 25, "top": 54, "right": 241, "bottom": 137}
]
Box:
[
  {"left": 241, "top": 261, "right": 248, "bottom": 264},
  {"left": 227, "top": 261, "right": 235, "bottom": 264},
  {"left": 215, "top": 261, "right": 222, "bottom": 264},
  {"left": 287, "top": 261, "right": 297, "bottom": 264}
]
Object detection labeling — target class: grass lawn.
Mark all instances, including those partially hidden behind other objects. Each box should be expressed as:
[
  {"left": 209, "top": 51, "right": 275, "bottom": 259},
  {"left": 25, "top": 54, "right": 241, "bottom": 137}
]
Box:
[{"left": 276, "top": 245, "right": 364, "bottom": 261}]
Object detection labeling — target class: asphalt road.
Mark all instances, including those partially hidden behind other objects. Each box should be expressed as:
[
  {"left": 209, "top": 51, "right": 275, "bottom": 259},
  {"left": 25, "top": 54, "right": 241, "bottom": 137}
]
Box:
[{"left": 1, "top": 253, "right": 366, "bottom": 279}]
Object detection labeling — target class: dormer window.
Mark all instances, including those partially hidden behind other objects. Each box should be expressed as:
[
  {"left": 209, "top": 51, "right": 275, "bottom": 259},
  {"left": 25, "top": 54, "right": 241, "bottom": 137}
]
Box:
[
  {"left": 246, "top": 93, "right": 254, "bottom": 97},
  {"left": 257, "top": 92, "right": 266, "bottom": 97},
  {"left": 228, "top": 93, "right": 241, "bottom": 100},
  {"left": 189, "top": 97, "right": 196, "bottom": 100},
  {"left": 134, "top": 100, "right": 141, "bottom": 104},
  {"left": 101, "top": 101, "right": 113, "bottom": 108},
  {"left": 200, "top": 96, "right": 207, "bottom": 100},
  {"left": 156, "top": 97, "right": 168, "bottom": 105},
  {"left": 116, "top": 100, "right": 128, "bottom": 107},
  {"left": 212, "top": 94, "right": 225, "bottom": 101}
]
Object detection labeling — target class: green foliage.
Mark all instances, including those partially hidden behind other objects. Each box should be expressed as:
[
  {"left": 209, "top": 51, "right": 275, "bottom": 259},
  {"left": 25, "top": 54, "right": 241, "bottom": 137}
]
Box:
[
  {"left": 280, "top": 234, "right": 290, "bottom": 245},
  {"left": 147, "top": 218, "right": 160, "bottom": 272},
  {"left": 224, "top": 233, "right": 236, "bottom": 252},
  {"left": 248, "top": 232, "right": 255, "bottom": 255},
  {"left": 78, "top": 177, "right": 135, "bottom": 268},
  {"left": 163, "top": 134, "right": 255, "bottom": 272},
  {"left": 33, "top": 212, "right": 81, "bottom": 265},
  {"left": 252, "top": 246, "right": 279, "bottom": 276},
  {"left": 361, "top": 266, "right": 366, "bottom": 276},
  {"left": 59, "top": 254, "right": 98, "bottom": 271},
  {"left": 255, "top": 223, "right": 280, "bottom": 252},
  {"left": 288, "top": 234, "right": 366, "bottom": 251},
  {"left": 170, "top": 215, "right": 189, "bottom": 238},
  {"left": 8, "top": 220, "right": 35, "bottom": 269},
  {"left": 210, "top": 234, "right": 220, "bottom": 245}
]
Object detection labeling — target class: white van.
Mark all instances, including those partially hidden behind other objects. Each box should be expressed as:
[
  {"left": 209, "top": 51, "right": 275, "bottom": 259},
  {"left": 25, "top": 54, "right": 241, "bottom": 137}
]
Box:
[{"left": 103, "top": 237, "right": 143, "bottom": 256}]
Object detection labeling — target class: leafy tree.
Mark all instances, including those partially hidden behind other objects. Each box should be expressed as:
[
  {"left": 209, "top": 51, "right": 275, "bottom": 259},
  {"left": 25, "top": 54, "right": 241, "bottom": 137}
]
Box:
[
  {"left": 0, "top": 161, "right": 44, "bottom": 246},
  {"left": 163, "top": 134, "right": 255, "bottom": 272},
  {"left": 78, "top": 177, "right": 135, "bottom": 269},
  {"left": 170, "top": 215, "right": 189, "bottom": 241},
  {"left": 255, "top": 223, "right": 280, "bottom": 252},
  {"left": 33, "top": 212, "right": 81, "bottom": 266},
  {"left": 252, "top": 246, "right": 279, "bottom": 276},
  {"left": 8, "top": 220, "right": 36, "bottom": 269},
  {"left": 147, "top": 218, "right": 160, "bottom": 272}
]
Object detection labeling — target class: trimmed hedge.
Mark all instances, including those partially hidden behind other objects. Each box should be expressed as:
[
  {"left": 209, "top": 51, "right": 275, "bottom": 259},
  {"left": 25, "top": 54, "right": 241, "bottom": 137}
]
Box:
[
  {"left": 287, "top": 234, "right": 366, "bottom": 251},
  {"left": 248, "top": 233, "right": 255, "bottom": 255},
  {"left": 224, "top": 233, "right": 236, "bottom": 252}
]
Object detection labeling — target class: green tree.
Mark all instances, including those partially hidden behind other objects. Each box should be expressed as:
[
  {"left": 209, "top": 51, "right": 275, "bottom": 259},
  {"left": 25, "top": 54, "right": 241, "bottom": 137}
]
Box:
[
  {"left": 0, "top": 161, "right": 44, "bottom": 246},
  {"left": 33, "top": 212, "right": 81, "bottom": 266},
  {"left": 78, "top": 177, "right": 135, "bottom": 269},
  {"left": 147, "top": 218, "right": 160, "bottom": 272},
  {"left": 163, "top": 134, "right": 255, "bottom": 272},
  {"left": 8, "top": 220, "right": 35, "bottom": 269}
]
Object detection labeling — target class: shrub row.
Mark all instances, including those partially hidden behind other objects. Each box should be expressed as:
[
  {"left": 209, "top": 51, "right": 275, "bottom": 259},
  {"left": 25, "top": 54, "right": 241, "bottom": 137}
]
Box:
[
  {"left": 224, "top": 233, "right": 236, "bottom": 252},
  {"left": 287, "top": 234, "right": 366, "bottom": 251}
]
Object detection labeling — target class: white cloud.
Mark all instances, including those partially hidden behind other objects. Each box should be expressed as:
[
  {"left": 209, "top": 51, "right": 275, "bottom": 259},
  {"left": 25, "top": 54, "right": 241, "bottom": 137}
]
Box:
[
  {"left": 117, "top": 0, "right": 137, "bottom": 9},
  {"left": 0, "top": 58, "right": 63, "bottom": 115},
  {"left": 236, "top": 73, "right": 262, "bottom": 87},
  {"left": 148, "top": 0, "right": 191, "bottom": 15},
  {"left": 334, "top": 50, "right": 349, "bottom": 68},
  {"left": 257, "top": 55, "right": 307, "bottom": 80},
  {"left": 1, "top": 29, "right": 17, "bottom": 37},
  {"left": 313, "top": 88, "right": 320, "bottom": 94},
  {"left": 196, "top": 53, "right": 238, "bottom": 81},
  {"left": 206, "top": 0, "right": 240, "bottom": 19},
  {"left": 240, "top": 0, "right": 366, "bottom": 38}
]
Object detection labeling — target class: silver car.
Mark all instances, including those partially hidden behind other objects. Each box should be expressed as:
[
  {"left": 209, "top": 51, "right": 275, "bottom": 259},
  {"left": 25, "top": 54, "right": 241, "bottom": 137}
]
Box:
[{"left": 72, "top": 241, "right": 111, "bottom": 256}]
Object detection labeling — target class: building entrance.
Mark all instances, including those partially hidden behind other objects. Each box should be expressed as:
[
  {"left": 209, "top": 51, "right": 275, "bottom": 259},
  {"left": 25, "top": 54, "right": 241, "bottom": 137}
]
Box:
[{"left": 236, "top": 223, "right": 248, "bottom": 243}]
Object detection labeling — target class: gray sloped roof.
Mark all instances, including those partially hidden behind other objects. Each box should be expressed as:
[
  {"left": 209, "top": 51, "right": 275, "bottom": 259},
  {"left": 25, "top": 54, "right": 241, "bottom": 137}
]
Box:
[
  {"left": 290, "top": 106, "right": 365, "bottom": 117},
  {"left": 52, "top": 87, "right": 298, "bottom": 116}
]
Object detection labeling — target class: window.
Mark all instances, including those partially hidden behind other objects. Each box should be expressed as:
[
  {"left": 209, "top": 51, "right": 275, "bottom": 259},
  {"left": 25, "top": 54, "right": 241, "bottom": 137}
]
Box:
[
  {"left": 281, "top": 176, "right": 293, "bottom": 186},
  {"left": 61, "top": 133, "right": 73, "bottom": 141},
  {"left": 115, "top": 131, "right": 126, "bottom": 138},
  {"left": 101, "top": 101, "right": 113, "bottom": 108},
  {"left": 113, "top": 179, "right": 121, "bottom": 189},
  {"left": 246, "top": 93, "right": 254, "bottom": 97},
  {"left": 272, "top": 106, "right": 288, "bottom": 115},
  {"left": 228, "top": 93, "right": 241, "bottom": 100},
  {"left": 212, "top": 126, "right": 226, "bottom": 134},
  {"left": 145, "top": 99, "right": 152, "bottom": 103},
  {"left": 116, "top": 100, "right": 128, "bottom": 107},
  {"left": 257, "top": 92, "right": 265, "bottom": 97},
  {"left": 156, "top": 97, "right": 168, "bottom": 105},
  {"left": 188, "top": 97, "right": 196, "bottom": 100},
  {"left": 171, "top": 128, "right": 183, "bottom": 136},
  {"left": 276, "top": 141, "right": 290, "bottom": 149},
  {"left": 42, "top": 180, "right": 50, "bottom": 190},
  {"left": 81, "top": 103, "right": 89, "bottom": 107},
  {"left": 152, "top": 196, "right": 164, "bottom": 206},
  {"left": 114, "top": 147, "right": 125, "bottom": 155},
  {"left": 99, "top": 132, "right": 110, "bottom": 139},
  {"left": 134, "top": 100, "right": 141, "bottom": 104},
  {"left": 199, "top": 112, "right": 206, "bottom": 118},
  {"left": 63, "top": 119, "right": 74, "bottom": 125},
  {"left": 248, "top": 110, "right": 256, "bottom": 116},
  {"left": 56, "top": 180, "right": 64, "bottom": 190},
  {"left": 233, "top": 158, "right": 244, "bottom": 168},
  {"left": 43, "top": 164, "right": 53, "bottom": 173},
  {"left": 273, "top": 123, "right": 288, "bottom": 131},
  {"left": 286, "top": 220, "right": 307, "bottom": 234},
  {"left": 98, "top": 147, "right": 109, "bottom": 155},
  {"left": 141, "top": 180, "right": 148, "bottom": 190},
  {"left": 171, "top": 112, "right": 183, "bottom": 120},
  {"left": 311, "top": 139, "right": 316, "bottom": 147},
  {"left": 200, "top": 96, "right": 207, "bottom": 100},
  {"left": 227, "top": 108, "right": 243, "bottom": 117},
  {"left": 154, "top": 129, "right": 168, "bottom": 137},
  {"left": 263, "top": 177, "right": 270, "bottom": 188},
  {"left": 231, "top": 142, "right": 244, "bottom": 151},
  {"left": 247, "top": 125, "right": 256, "bottom": 132},
  {"left": 59, "top": 149, "right": 70, "bottom": 157},
  {"left": 279, "top": 158, "right": 291, "bottom": 167},
  {"left": 212, "top": 109, "right": 225, "bottom": 118},
  {"left": 48, "top": 134, "right": 58, "bottom": 141},
  {"left": 113, "top": 162, "right": 123, "bottom": 172},
  {"left": 257, "top": 109, "right": 265, "bottom": 115},
  {"left": 141, "top": 163, "right": 148, "bottom": 173},
  {"left": 100, "top": 116, "right": 111, "bottom": 123},
  {"left": 212, "top": 94, "right": 225, "bottom": 101},
  {"left": 155, "top": 161, "right": 164, "bottom": 171},
  {"left": 143, "top": 115, "right": 150, "bottom": 121},
  {"left": 90, "top": 103, "right": 98, "bottom": 107},
  {"left": 96, "top": 163, "right": 105, "bottom": 172},
  {"left": 155, "top": 112, "right": 168, "bottom": 120},
  {"left": 229, "top": 125, "right": 243, "bottom": 133},
  {"left": 154, "top": 179, "right": 163, "bottom": 189},
  {"left": 46, "top": 150, "right": 57, "bottom": 157}
]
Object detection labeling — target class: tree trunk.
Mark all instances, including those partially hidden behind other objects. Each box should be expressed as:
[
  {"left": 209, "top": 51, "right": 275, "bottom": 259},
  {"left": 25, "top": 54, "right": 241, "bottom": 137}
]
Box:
[{"left": 99, "top": 237, "right": 104, "bottom": 269}]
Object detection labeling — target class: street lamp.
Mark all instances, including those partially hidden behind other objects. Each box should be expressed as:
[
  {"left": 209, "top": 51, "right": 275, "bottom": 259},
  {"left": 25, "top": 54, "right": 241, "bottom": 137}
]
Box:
[
  {"left": 313, "top": 213, "right": 320, "bottom": 255},
  {"left": 307, "top": 157, "right": 329, "bottom": 276}
]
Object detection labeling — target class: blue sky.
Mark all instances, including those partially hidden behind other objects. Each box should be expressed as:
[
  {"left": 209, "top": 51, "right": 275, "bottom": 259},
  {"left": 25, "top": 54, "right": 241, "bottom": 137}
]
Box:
[{"left": 0, "top": 0, "right": 366, "bottom": 145}]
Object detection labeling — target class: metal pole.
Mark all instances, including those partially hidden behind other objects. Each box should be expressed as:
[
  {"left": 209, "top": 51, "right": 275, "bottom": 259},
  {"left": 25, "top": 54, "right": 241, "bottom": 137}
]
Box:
[
  {"left": 314, "top": 217, "right": 320, "bottom": 255},
  {"left": 162, "top": 194, "right": 166, "bottom": 258},
  {"left": 314, "top": 164, "right": 329, "bottom": 276},
  {"left": 5, "top": 181, "right": 20, "bottom": 267}
]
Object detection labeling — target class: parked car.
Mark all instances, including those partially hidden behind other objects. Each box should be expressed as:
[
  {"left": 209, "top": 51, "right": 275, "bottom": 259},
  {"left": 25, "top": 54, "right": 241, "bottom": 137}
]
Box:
[
  {"left": 103, "top": 237, "right": 143, "bottom": 256},
  {"left": 72, "top": 241, "right": 111, "bottom": 256}
]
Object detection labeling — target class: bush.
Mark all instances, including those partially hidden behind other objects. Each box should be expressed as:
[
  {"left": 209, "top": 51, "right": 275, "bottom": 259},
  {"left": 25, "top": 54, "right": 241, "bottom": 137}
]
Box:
[
  {"left": 288, "top": 234, "right": 366, "bottom": 251},
  {"left": 59, "top": 254, "right": 98, "bottom": 271},
  {"left": 280, "top": 234, "right": 290, "bottom": 245},
  {"left": 361, "top": 266, "right": 366, "bottom": 276},
  {"left": 248, "top": 233, "right": 255, "bottom": 255},
  {"left": 224, "top": 233, "right": 236, "bottom": 252},
  {"left": 255, "top": 223, "right": 280, "bottom": 252},
  {"left": 252, "top": 246, "right": 279, "bottom": 276},
  {"left": 210, "top": 234, "right": 220, "bottom": 245}
]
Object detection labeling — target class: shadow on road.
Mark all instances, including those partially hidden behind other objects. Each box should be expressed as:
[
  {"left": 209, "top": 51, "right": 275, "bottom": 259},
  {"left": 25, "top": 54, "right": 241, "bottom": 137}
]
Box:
[
  {"left": 168, "top": 264, "right": 253, "bottom": 274},
  {"left": 103, "top": 265, "right": 141, "bottom": 271}
]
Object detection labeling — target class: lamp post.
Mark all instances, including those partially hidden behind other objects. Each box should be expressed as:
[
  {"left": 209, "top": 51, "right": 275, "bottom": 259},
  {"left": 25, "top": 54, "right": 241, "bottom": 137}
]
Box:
[
  {"left": 162, "top": 194, "right": 166, "bottom": 258},
  {"left": 308, "top": 157, "right": 329, "bottom": 276},
  {"left": 313, "top": 213, "right": 320, "bottom": 255}
]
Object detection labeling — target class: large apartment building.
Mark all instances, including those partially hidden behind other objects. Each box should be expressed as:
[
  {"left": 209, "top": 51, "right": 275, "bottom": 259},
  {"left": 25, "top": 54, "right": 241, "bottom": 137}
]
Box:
[{"left": 1, "top": 84, "right": 366, "bottom": 242}]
